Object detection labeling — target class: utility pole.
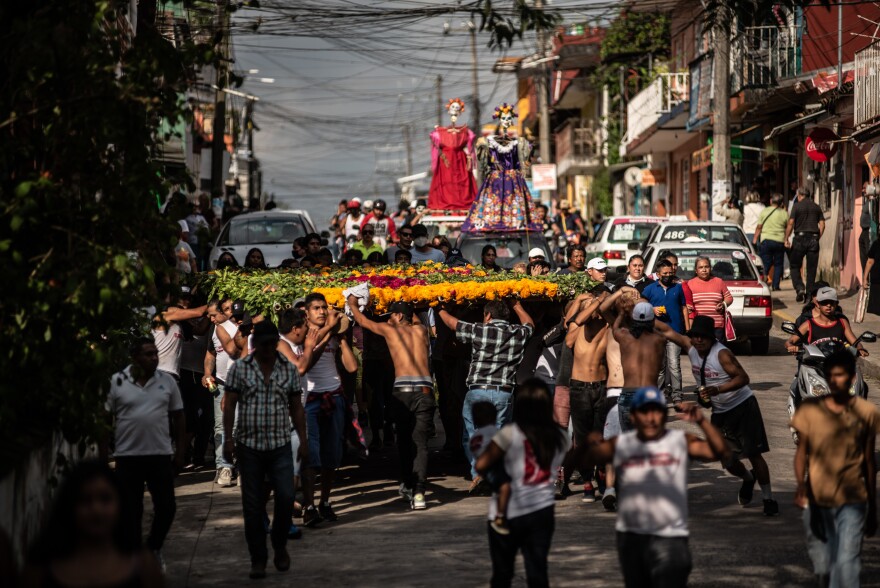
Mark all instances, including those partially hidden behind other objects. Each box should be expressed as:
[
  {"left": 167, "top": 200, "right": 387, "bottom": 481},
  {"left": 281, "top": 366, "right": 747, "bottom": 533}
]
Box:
[
  {"left": 246, "top": 100, "right": 254, "bottom": 208},
  {"left": 211, "top": 0, "right": 229, "bottom": 201},
  {"left": 535, "top": 0, "right": 552, "bottom": 205},
  {"left": 711, "top": 10, "right": 731, "bottom": 212},
  {"left": 436, "top": 75, "right": 443, "bottom": 127},
  {"left": 469, "top": 22, "right": 481, "bottom": 132},
  {"left": 402, "top": 124, "right": 413, "bottom": 176}
]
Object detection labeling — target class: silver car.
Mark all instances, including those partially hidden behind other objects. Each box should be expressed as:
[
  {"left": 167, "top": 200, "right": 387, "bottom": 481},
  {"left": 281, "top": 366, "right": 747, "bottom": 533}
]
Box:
[{"left": 208, "top": 210, "right": 317, "bottom": 269}]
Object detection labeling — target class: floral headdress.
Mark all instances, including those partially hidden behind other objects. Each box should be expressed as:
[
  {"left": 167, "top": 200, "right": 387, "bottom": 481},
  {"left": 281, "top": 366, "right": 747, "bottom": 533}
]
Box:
[
  {"left": 492, "top": 103, "right": 518, "bottom": 119},
  {"left": 445, "top": 98, "right": 466, "bottom": 113}
]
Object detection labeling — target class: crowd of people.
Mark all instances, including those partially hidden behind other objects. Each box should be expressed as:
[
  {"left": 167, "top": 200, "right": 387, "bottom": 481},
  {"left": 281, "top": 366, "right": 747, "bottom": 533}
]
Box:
[{"left": 17, "top": 192, "right": 880, "bottom": 588}]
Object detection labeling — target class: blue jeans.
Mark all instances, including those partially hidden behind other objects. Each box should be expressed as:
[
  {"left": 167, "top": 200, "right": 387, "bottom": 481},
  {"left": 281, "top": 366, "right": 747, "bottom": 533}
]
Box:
[
  {"left": 213, "top": 384, "right": 234, "bottom": 469},
  {"left": 304, "top": 392, "right": 346, "bottom": 470},
  {"left": 804, "top": 503, "right": 866, "bottom": 587},
  {"left": 236, "top": 443, "right": 294, "bottom": 564},
  {"left": 462, "top": 387, "right": 513, "bottom": 478},
  {"left": 759, "top": 239, "right": 786, "bottom": 290}
]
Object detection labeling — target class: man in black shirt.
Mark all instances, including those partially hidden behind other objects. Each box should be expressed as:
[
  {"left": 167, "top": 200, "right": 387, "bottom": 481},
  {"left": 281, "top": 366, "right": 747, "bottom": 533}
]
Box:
[{"left": 785, "top": 187, "right": 825, "bottom": 302}]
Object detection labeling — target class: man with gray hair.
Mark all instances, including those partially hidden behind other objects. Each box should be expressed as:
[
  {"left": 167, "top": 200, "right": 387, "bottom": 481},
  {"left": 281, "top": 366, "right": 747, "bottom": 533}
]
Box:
[{"left": 785, "top": 187, "right": 825, "bottom": 302}]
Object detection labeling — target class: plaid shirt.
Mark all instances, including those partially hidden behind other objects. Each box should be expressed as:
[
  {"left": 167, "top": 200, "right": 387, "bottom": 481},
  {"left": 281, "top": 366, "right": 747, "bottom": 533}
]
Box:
[
  {"left": 225, "top": 353, "right": 302, "bottom": 451},
  {"left": 456, "top": 320, "right": 533, "bottom": 388}
]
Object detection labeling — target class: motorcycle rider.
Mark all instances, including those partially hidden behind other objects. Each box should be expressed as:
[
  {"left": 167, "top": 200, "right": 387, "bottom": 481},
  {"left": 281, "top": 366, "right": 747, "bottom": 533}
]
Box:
[
  {"left": 786, "top": 287, "right": 868, "bottom": 357},
  {"left": 795, "top": 281, "right": 847, "bottom": 328}
]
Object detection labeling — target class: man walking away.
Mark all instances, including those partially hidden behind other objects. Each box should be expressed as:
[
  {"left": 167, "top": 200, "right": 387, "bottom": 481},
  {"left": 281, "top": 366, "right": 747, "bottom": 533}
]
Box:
[
  {"left": 223, "top": 322, "right": 307, "bottom": 580},
  {"left": 658, "top": 316, "right": 779, "bottom": 516},
  {"left": 792, "top": 351, "right": 879, "bottom": 588},
  {"left": 576, "top": 389, "right": 729, "bottom": 588},
  {"left": 105, "top": 339, "right": 184, "bottom": 570},
  {"left": 785, "top": 187, "right": 825, "bottom": 302},
  {"left": 438, "top": 300, "right": 534, "bottom": 490},
  {"left": 347, "top": 296, "right": 435, "bottom": 510},
  {"left": 753, "top": 194, "right": 789, "bottom": 291}
]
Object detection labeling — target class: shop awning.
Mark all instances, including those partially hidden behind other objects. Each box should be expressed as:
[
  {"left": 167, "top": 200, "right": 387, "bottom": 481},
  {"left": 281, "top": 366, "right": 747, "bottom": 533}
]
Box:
[{"left": 764, "top": 110, "right": 827, "bottom": 140}]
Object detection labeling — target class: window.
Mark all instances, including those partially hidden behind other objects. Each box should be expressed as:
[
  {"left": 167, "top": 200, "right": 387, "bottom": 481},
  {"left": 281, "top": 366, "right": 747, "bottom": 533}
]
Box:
[
  {"left": 224, "top": 216, "right": 308, "bottom": 246},
  {"left": 607, "top": 221, "right": 662, "bottom": 243},
  {"left": 659, "top": 225, "right": 748, "bottom": 248}
]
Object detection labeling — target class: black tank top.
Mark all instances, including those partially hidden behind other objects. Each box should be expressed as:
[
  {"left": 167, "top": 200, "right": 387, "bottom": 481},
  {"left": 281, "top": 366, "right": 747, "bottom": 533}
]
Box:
[{"left": 807, "top": 318, "right": 846, "bottom": 344}]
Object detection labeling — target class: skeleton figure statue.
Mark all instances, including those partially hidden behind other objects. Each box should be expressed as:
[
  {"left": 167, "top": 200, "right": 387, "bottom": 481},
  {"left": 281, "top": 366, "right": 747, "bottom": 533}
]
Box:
[
  {"left": 461, "top": 103, "right": 540, "bottom": 233},
  {"left": 427, "top": 98, "right": 477, "bottom": 210}
]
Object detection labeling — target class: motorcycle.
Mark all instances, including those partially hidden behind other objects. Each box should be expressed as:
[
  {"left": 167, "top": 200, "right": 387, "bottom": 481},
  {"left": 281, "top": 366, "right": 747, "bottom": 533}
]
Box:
[{"left": 781, "top": 320, "right": 877, "bottom": 444}]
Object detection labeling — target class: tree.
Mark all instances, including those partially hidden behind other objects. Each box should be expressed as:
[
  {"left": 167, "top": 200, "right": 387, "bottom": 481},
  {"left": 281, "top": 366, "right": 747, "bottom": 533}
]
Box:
[
  {"left": 473, "top": 0, "right": 562, "bottom": 49},
  {"left": 0, "top": 0, "right": 212, "bottom": 472}
]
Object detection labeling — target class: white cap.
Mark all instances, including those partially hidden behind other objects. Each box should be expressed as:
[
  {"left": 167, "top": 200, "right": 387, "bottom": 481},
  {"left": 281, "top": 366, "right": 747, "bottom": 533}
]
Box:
[
  {"left": 177, "top": 219, "right": 189, "bottom": 232},
  {"left": 528, "top": 247, "right": 545, "bottom": 259},
  {"left": 363, "top": 199, "right": 374, "bottom": 209},
  {"left": 351, "top": 196, "right": 362, "bottom": 204},
  {"left": 587, "top": 258, "right": 608, "bottom": 270},
  {"left": 632, "top": 301, "right": 655, "bottom": 322}
]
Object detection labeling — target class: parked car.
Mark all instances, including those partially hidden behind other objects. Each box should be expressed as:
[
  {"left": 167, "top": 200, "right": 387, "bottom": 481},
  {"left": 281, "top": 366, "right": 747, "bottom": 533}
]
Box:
[
  {"left": 640, "top": 220, "right": 763, "bottom": 273},
  {"left": 455, "top": 231, "right": 556, "bottom": 270},
  {"left": 208, "top": 210, "right": 317, "bottom": 269},
  {"left": 642, "top": 241, "right": 772, "bottom": 354},
  {"left": 585, "top": 215, "right": 666, "bottom": 263}
]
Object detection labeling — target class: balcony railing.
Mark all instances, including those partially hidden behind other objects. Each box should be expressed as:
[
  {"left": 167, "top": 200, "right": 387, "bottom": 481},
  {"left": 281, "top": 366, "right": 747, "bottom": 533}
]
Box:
[
  {"left": 730, "top": 26, "right": 801, "bottom": 94},
  {"left": 555, "top": 118, "right": 602, "bottom": 175},
  {"left": 855, "top": 41, "right": 880, "bottom": 128},
  {"left": 624, "top": 72, "right": 690, "bottom": 145}
]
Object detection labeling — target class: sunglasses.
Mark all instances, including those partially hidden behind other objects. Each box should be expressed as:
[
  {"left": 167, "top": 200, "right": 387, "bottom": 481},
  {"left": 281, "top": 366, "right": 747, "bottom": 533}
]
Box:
[
  {"left": 400, "top": 232, "right": 413, "bottom": 237},
  {"left": 362, "top": 231, "right": 375, "bottom": 235},
  {"left": 818, "top": 300, "right": 836, "bottom": 306}
]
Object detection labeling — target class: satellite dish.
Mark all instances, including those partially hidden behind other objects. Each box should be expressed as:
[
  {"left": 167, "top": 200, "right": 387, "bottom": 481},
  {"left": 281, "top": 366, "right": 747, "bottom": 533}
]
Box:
[{"left": 624, "top": 167, "right": 643, "bottom": 188}]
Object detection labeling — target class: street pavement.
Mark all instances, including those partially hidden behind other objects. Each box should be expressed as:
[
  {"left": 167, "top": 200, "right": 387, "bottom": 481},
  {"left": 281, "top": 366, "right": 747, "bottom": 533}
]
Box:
[{"left": 160, "top": 326, "right": 880, "bottom": 587}]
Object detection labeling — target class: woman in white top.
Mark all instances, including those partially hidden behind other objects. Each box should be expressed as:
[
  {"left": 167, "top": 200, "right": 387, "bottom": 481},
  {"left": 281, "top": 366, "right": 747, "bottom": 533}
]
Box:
[
  {"left": 742, "top": 191, "right": 765, "bottom": 243},
  {"left": 476, "top": 379, "right": 570, "bottom": 588}
]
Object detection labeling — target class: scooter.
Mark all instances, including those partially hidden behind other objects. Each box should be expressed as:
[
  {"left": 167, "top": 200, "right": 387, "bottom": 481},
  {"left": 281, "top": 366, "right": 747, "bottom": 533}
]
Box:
[{"left": 780, "top": 321, "right": 877, "bottom": 444}]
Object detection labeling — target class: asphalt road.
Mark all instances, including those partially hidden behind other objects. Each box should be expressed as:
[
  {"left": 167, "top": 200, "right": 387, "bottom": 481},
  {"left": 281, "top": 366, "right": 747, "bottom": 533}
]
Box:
[{"left": 162, "top": 327, "right": 880, "bottom": 587}]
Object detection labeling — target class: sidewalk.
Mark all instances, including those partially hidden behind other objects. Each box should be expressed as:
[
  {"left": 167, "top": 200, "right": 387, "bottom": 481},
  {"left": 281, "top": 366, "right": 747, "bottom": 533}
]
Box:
[{"left": 770, "top": 281, "right": 880, "bottom": 378}]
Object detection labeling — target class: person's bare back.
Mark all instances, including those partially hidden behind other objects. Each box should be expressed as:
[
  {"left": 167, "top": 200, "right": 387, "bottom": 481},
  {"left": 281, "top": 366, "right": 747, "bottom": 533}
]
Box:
[
  {"left": 605, "top": 332, "right": 624, "bottom": 388},
  {"left": 613, "top": 319, "right": 666, "bottom": 388},
  {"left": 571, "top": 318, "right": 609, "bottom": 383},
  {"left": 383, "top": 322, "right": 431, "bottom": 378}
]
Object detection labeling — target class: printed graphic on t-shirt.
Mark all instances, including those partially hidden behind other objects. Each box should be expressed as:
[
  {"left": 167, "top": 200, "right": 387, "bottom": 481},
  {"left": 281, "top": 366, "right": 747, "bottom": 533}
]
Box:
[
  {"left": 522, "top": 439, "right": 551, "bottom": 485},
  {"left": 619, "top": 452, "right": 682, "bottom": 469}
]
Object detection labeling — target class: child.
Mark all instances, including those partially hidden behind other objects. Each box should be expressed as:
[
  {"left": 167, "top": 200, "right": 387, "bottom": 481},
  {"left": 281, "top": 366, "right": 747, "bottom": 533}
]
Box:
[{"left": 469, "top": 401, "right": 512, "bottom": 535}]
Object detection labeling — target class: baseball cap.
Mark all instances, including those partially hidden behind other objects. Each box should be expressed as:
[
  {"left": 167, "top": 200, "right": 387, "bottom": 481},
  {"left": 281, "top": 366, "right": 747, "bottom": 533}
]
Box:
[
  {"left": 388, "top": 300, "right": 414, "bottom": 320},
  {"left": 179, "top": 285, "right": 192, "bottom": 297},
  {"left": 687, "top": 315, "right": 716, "bottom": 339},
  {"left": 632, "top": 301, "right": 655, "bottom": 322},
  {"left": 251, "top": 321, "right": 279, "bottom": 344},
  {"left": 816, "top": 286, "right": 838, "bottom": 303},
  {"left": 347, "top": 199, "right": 361, "bottom": 209},
  {"left": 587, "top": 258, "right": 608, "bottom": 271},
  {"left": 528, "top": 247, "right": 545, "bottom": 259},
  {"left": 630, "top": 386, "right": 666, "bottom": 411},
  {"left": 363, "top": 199, "right": 374, "bottom": 209}
]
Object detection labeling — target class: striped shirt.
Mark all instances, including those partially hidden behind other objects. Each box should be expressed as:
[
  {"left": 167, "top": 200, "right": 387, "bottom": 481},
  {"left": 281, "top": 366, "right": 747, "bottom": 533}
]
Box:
[
  {"left": 225, "top": 353, "right": 302, "bottom": 451},
  {"left": 687, "top": 277, "right": 733, "bottom": 328},
  {"left": 456, "top": 319, "right": 533, "bottom": 388}
]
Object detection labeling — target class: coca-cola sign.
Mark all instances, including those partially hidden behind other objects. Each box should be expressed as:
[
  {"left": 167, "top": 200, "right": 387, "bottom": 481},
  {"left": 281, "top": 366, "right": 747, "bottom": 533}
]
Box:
[{"left": 805, "top": 127, "right": 839, "bottom": 162}]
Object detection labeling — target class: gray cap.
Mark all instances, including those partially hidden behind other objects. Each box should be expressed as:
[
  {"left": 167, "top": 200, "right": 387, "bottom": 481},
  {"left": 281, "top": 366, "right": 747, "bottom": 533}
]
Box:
[
  {"left": 632, "top": 301, "right": 655, "bottom": 322},
  {"left": 816, "top": 286, "right": 838, "bottom": 303}
]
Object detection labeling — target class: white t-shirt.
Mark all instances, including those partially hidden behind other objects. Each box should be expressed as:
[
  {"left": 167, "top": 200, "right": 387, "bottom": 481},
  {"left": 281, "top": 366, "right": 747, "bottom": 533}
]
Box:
[
  {"left": 212, "top": 320, "right": 239, "bottom": 382},
  {"left": 411, "top": 247, "right": 446, "bottom": 264},
  {"left": 688, "top": 343, "right": 753, "bottom": 413},
  {"left": 488, "top": 424, "right": 570, "bottom": 520},
  {"left": 292, "top": 338, "right": 340, "bottom": 394},
  {"left": 344, "top": 214, "right": 364, "bottom": 239},
  {"left": 107, "top": 366, "right": 183, "bottom": 456},
  {"left": 469, "top": 424, "right": 498, "bottom": 458},
  {"left": 152, "top": 323, "right": 182, "bottom": 377},
  {"left": 614, "top": 429, "right": 689, "bottom": 537}
]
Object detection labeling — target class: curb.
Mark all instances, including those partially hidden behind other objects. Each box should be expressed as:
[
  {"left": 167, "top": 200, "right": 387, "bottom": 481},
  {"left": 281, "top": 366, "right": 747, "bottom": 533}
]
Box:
[{"left": 771, "top": 309, "right": 880, "bottom": 382}]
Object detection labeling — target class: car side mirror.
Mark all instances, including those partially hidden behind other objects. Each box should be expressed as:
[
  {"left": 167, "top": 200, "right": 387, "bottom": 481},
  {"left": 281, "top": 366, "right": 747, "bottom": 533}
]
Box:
[
  {"left": 861, "top": 332, "right": 877, "bottom": 343},
  {"left": 781, "top": 321, "right": 797, "bottom": 335},
  {"left": 627, "top": 241, "right": 641, "bottom": 251}
]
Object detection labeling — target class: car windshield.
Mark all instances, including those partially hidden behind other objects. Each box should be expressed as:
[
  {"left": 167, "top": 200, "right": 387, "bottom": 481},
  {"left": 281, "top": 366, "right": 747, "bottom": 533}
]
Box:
[
  {"left": 459, "top": 235, "right": 550, "bottom": 268},
  {"left": 608, "top": 221, "right": 659, "bottom": 243},
  {"left": 659, "top": 225, "right": 748, "bottom": 248},
  {"left": 654, "top": 248, "right": 757, "bottom": 281},
  {"left": 226, "top": 217, "right": 307, "bottom": 245}
]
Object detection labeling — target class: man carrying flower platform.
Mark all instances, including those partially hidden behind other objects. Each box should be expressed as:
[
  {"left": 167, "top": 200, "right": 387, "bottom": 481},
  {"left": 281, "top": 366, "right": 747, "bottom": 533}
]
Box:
[{"left": 438, "top": 299, "right": 535, "bottom": 493}]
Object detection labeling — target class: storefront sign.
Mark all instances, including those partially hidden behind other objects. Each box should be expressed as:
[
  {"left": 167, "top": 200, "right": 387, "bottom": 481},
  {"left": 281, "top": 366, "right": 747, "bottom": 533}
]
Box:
[
  {"left": 691, "top": 145, "right": 712, "bottom": 172},
  {"left": 640, "top": 169, "right": 666, "bottom": 186},
  {"left": 531, "top": 164, "right": 557, "bottom": 191},
  {"left": 805, "top": 128, "right": 839, "bottom": 162}
]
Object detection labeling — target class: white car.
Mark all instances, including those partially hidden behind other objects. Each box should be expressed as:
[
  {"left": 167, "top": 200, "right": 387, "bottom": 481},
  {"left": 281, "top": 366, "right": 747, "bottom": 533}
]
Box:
[
  {"left": 640, "top": 220, "right": 764, "bottom": 274},
  {"left": 208, "top": 210, "right": 317, "bottom": 269},
  {"left": 586, "top": 215, "right": 666, "bottom": 264},
  {"left": 642, "top": 241, "right": 772, "bottom": 354}
]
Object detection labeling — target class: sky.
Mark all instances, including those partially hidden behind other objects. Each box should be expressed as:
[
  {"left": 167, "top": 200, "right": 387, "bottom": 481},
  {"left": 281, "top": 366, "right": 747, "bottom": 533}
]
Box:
[{"left": 228, "top": 0, "right": 618, "bottom": 228}]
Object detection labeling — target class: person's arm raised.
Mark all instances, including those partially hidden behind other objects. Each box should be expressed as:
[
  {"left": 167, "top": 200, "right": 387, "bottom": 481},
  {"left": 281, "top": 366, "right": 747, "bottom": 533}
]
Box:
[
  {"left": 653, "top": 320, "right": 691, "bottom": 351},
  {"left": 511, "top": 299, "right": 534, "bottom": 329},
  {"left": 682, "top": 403, "right": 730, "bottom": 462},
  {"left": 438, "top": 307, "right": 459, "bottom": 332},
  {"left": 347, "top": 294, "right": 386, "bottom": 336}
]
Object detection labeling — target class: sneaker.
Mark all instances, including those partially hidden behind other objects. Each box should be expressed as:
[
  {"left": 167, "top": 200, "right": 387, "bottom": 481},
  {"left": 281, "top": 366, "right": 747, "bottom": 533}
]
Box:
[
  {"left": 318, "top": 502, "right": 338, "bottom": 522},
  {"left": 763, "top": 499, "right": 780, "bottom": 517},
  {"left": 582, "top": 483, "right": 597, "bottom": 503},
  {"left": 738, "top": 470, "right": 757, "bottom": 505},
  {"left": 152, "top": 550, "right": 166, "bottom": 574},
  {"left": 288, "top": 523, "right": 303, "bottom": 539},
  {"left": 796, "top": 291, "right": 805, "bottom": 303},
  {"left": 554, "top": 479, "right": 573, "bottom": 500},
  {"left": 412, "top": 493, "right": 427, "bottom": 510},
  {"left": 602, "top": 491, "right": 617, "bottom": 512},
  {"left": 273, "top": 547, "right": 290, "bottom": 572},
  {"left": 490, "top": 516, "right": 510, "bottom": 535},
  {"left": 217, "top": 467, "right": 234, "bottom": 488},
  {"left": 399, "top": 483, "right": 413, "bottom": 502},
  {"left": 249, "top": 560, "right": 267, "bottom": 579},
  {"left": 303, "top": 505, "right": 322, "bottom": 528}
]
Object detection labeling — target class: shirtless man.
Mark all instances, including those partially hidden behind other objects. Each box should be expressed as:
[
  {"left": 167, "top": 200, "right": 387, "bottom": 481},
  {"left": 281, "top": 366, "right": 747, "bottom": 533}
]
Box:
[
  {"left": 564, "top": 288, "right": 610, "bottom": 503},
  {"left": 347, "top": 296, "right": 435, "bottom": 511}
]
